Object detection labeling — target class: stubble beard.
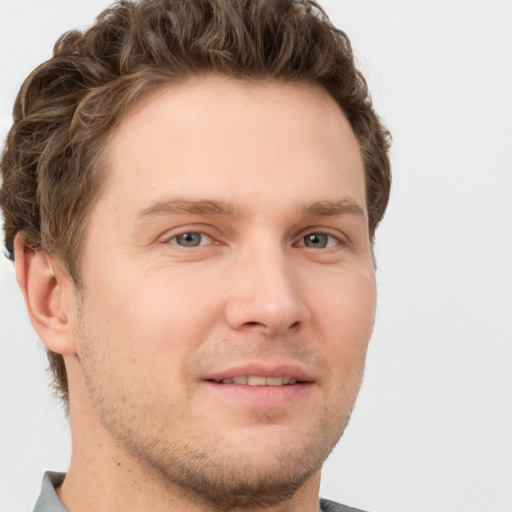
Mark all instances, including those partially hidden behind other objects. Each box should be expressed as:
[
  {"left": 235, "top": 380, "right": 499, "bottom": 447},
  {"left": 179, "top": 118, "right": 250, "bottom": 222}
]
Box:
[
  {"left": 75, "top": 305, "right": 360, "bottom": 511},
  {"left": 124, "top": 409, "right": 352, "bottom": 511},
  {"left": 105, "top": 402, "right": 353, "bottom": 512},
  {"left": 82, "top": 369, "right": 355, "bottom": 512}
]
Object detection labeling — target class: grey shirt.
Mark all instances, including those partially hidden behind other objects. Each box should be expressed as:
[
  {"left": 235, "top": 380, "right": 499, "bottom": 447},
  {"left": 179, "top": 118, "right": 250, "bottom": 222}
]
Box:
[
  {"left": 33, "top": 472, "right": 369, "bottom": 512},
  {"left": 33, "top": 472, "right": 66, "bottom": 512}
]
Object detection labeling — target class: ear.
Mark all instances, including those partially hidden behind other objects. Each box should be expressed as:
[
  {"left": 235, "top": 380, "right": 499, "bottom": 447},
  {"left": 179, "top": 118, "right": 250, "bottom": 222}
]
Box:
[{"left": 14, "top": 232, "right": 77, "bottom": 356}]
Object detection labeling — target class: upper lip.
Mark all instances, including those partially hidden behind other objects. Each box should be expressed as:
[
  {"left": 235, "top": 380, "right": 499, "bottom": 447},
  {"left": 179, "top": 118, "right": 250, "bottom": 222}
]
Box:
[{"left": 202, "top": 363, "right": 315, "bottom": 383}]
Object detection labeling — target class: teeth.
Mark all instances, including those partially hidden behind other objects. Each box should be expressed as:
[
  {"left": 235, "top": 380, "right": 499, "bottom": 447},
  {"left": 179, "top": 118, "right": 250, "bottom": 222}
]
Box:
[
  {"left": 219, "top": 376, "right": 298, "bottom": 386},
  {"left": 248, "top": 376, "right": 266, "bottom": 386},
  {"left": 265, "top": 377, "right": 284, "bottom": 386}
]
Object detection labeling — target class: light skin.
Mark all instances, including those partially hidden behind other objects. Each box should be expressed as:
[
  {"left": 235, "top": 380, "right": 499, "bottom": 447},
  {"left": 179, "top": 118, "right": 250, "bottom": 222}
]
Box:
[{"left": 15, "top": 76, "right": 376, "bottom": 512}]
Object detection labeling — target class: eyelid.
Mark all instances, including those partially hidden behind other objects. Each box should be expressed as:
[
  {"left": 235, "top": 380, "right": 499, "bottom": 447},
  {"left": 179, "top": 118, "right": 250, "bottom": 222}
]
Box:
[
  {"left": 169, "top": 232, "right": 213, "bottom": 246},
  {"left": 160, "top": 225, "right": 220, "bottom": 246},
  {"left": 294, "top": 228, "right": 347, "bottom": 248},
  {"left": 159, "top": 225, "right": 347, "bottom": 248}
]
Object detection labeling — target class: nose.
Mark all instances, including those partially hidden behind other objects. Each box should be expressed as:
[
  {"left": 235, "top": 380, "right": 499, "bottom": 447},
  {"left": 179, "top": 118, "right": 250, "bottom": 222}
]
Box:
[{"left": 224, "top": 246, "right": 310, "bottom": 337}]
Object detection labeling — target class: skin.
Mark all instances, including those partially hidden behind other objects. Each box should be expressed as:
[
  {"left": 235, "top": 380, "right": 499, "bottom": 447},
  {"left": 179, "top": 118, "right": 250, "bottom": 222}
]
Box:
[{"left": 16, "top": 76, "right": 376, "bottom": 512}]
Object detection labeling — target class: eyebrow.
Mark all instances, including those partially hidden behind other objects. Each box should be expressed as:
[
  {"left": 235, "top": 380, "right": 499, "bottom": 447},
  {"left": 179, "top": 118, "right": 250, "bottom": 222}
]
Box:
[
  {"left": 136, "top": 197, "right": 365, "bottom": 221},
  {"left": 137, "top": 198, "right": 244, "bottom": 219},
  {"left": 301, "top": 199, "right": 366, "bottom": 219}
]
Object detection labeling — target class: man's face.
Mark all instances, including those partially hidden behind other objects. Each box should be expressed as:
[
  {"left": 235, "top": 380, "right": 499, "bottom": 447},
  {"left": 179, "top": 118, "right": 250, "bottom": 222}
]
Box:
[{"left": 70, "top": 77, "right": 376, "bottom": 506}]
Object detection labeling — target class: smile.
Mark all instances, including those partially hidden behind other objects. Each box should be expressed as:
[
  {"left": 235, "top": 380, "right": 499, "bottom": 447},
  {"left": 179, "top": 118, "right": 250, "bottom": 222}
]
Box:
[
  {"left": 215, "top": 376, "right": 299, "bottom": 386},
  {"left": 203, "top": 367, "right": 315, "bottom": 408}
]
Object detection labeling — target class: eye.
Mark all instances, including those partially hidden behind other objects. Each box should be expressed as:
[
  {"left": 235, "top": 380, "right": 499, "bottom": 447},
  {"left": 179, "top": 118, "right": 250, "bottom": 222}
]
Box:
[
  {"left": 301, "top": 232, "right": 340, "bottom": 249},
  {"left": 168, "top": 232, "right": 213, "bottom": 247}
]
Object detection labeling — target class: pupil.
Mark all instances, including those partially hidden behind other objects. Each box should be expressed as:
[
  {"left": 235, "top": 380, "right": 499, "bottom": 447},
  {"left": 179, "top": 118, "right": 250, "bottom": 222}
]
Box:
[
  {"left": 178, "top": 233, "right": 201, "bottom": 246},
  {"left": 305, "top": 233, "right": 328, "bottom": 248}
]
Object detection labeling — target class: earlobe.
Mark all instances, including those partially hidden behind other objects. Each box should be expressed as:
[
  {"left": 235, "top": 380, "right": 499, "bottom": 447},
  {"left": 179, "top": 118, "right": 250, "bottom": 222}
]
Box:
[{"left": 14, "top": 233, "right": 77, "bottom": 355}]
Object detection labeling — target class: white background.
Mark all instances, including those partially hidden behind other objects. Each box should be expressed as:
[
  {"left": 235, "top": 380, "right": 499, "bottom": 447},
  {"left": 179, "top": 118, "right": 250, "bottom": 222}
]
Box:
[{"left": 1, "top": 1, "right": 511, "bottom": 511}]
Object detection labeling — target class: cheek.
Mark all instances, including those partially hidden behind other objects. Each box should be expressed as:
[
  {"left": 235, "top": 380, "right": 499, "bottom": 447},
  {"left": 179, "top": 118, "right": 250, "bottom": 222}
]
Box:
[
  {"left": 74, "top": 269, "right": 217, "bottom": 412},
  {"left": 312, "top": 269, "right": 376, "bottom": 337},
  {"left": 84, "top": 265, "right": 224, "bottom": 356},
  {"left": 310, "top": 271, "right": 376, "bottom": 380}
]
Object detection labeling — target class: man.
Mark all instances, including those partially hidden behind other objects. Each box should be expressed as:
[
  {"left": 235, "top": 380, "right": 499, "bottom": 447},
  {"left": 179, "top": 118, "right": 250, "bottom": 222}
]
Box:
[{"left": 0, "top": 0, "right": 391, "bottom": 511}]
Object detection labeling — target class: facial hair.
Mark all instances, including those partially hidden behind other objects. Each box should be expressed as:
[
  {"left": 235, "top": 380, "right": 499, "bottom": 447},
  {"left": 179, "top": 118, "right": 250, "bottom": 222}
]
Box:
[{"left": 75, "top": 302, "right": 363, "bottom": 512}]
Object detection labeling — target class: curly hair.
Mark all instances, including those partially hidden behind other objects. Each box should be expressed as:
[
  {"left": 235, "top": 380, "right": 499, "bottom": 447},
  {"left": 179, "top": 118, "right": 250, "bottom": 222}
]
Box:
[{"left": 0, "top": 0, "right": 391, "bottom": 405}]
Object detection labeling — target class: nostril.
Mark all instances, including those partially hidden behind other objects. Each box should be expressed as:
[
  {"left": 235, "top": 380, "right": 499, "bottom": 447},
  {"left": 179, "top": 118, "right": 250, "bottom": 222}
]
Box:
[{"left": 242, "top": 320, "right": 301, "bottom": 332}]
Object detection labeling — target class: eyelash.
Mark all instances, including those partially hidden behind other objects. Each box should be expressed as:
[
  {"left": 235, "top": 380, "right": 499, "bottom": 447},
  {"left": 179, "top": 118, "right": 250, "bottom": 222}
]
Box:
[
  {"left": 295, "top": 231, "right": 343, "bottom": 249},
  {"left": 167, "top": 232, "right": 215, "bottom": 248},
  {"left": 164, "top": 229, "right": 344, "bottom": 250}
]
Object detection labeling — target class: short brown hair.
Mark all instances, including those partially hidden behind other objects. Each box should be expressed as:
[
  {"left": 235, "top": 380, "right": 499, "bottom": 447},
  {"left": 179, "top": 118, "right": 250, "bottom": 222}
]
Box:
[{"left": 0, "top": 0, "right": 391, "bottom": 405}]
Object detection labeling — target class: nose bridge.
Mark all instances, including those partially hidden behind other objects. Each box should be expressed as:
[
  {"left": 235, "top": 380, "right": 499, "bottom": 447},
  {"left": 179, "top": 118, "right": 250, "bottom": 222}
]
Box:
[{"left": 225, "top": 237, "right": 309, "bottom": 335}]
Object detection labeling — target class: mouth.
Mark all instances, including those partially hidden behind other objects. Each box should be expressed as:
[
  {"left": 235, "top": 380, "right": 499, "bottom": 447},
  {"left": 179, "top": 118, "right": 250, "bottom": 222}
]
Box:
[
  {"left": 208, "top": 375, "right": 301, "bottom": 386},
  {"left": 203, "top": 363, "right": 313, "bottom": 385},
  {"left": 201, "top": 365, "right": 315, "bottom": 409}
]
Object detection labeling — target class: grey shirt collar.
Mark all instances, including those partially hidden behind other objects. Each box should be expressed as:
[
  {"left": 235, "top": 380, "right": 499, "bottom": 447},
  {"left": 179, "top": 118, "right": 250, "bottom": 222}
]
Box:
[
  {"left": 33, "top": 472, "right": 67, "bottom": 512},
  {"left": 32, "top": 471, "right": 367, "bottom": 512}
]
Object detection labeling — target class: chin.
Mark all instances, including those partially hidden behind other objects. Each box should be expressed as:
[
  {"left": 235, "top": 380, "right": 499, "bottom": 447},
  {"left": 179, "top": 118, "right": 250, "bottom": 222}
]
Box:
[
  {"left": 156, "top": 439, "right": 327, "bottom": 510},
  {"left": 135, "top": 414, "right": 348, "bottom": 511}
]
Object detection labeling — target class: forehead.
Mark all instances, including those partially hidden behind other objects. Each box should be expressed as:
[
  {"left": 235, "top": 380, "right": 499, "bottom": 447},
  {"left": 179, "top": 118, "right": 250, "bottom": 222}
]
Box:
[{"left": 96, "top": 76, "right": 365, "bottom": 219}]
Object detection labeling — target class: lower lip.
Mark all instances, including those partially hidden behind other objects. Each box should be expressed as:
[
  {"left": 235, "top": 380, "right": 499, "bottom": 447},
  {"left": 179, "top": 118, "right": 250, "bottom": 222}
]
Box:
[{"left": 202, "top": 381, "right": 314, "bottom": 409}]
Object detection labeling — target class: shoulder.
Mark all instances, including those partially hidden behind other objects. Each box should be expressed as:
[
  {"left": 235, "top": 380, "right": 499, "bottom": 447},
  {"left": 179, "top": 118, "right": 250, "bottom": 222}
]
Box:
[{"left": 320, "top": 497, "right": 372, "bottom": 512}]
